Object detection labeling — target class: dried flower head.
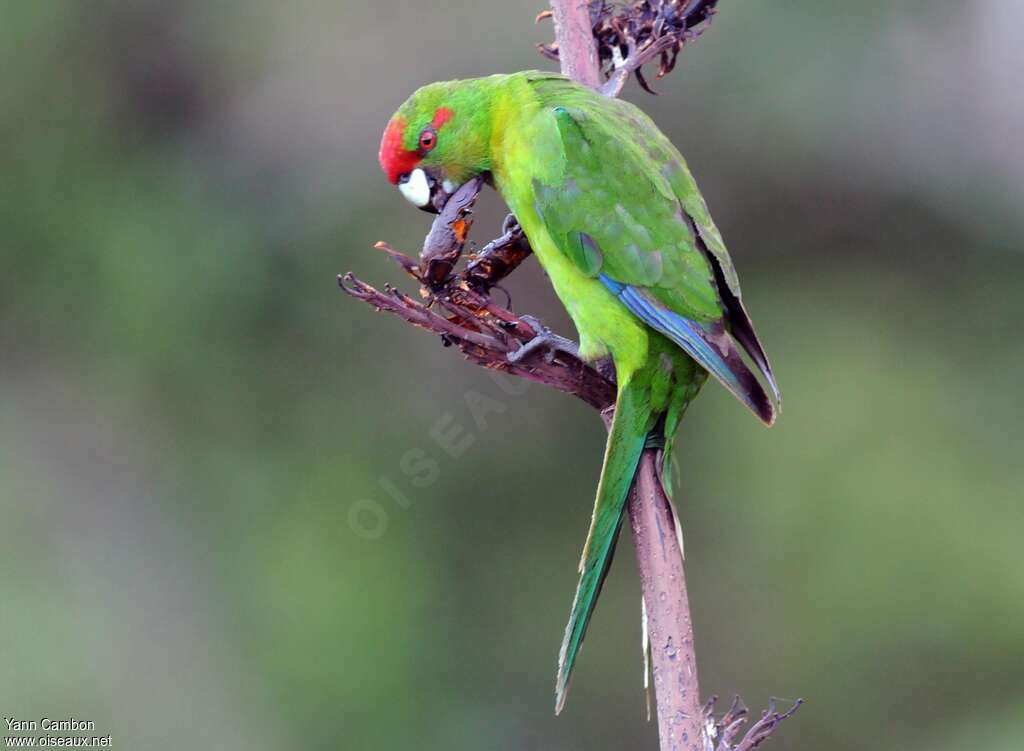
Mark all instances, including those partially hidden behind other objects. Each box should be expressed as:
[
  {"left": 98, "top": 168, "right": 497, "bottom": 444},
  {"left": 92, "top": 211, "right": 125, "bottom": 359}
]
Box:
[{"left": 538, "top": 0, "right": 721, "bottom": 93}]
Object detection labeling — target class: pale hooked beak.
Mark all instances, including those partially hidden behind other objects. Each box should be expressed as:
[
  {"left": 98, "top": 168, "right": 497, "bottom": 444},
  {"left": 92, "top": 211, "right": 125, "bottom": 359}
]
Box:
[{"left": 397, "top": 167, "right": 459, "bottom": 214}]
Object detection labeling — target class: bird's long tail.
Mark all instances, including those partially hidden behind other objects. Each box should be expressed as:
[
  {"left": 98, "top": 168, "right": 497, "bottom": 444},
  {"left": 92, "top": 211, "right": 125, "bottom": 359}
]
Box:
[{"left": 555, "top": 375, "right": 653, "bottom": 713}]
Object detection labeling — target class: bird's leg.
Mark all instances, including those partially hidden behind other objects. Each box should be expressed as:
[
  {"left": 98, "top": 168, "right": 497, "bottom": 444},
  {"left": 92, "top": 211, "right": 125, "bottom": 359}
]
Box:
[{"left": 508, "top": 315, "right": 580, "bottom": 364}]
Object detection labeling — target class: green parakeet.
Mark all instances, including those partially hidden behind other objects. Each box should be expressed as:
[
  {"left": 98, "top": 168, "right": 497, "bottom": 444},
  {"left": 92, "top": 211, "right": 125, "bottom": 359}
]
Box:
[{"left": 379, "top": 71, "right": 780, "bottom": 712}]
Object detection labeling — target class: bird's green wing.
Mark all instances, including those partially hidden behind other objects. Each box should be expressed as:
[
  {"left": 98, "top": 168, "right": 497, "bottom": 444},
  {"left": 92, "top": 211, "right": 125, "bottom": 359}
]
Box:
[
  {"left": 528, "top": 94, "right": 780, "bottom": 420},
  {"left": 531, "top": 101, "right": 723, "bottom": 322},
  {"left": 659, "top": 146, "right": 782, "bottom": 404}
]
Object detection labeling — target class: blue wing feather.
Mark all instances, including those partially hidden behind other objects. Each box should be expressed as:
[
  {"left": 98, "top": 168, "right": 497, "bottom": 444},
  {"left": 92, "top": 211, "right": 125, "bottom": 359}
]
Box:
[{"left": 600, "top": 275, "right": 776, "bottom": 425}]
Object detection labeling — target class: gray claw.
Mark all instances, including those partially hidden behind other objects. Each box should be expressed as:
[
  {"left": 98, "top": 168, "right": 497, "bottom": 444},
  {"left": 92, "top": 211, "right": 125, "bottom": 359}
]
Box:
[{"left": 508, "top": 316, "right": 580, "bottom": 364}]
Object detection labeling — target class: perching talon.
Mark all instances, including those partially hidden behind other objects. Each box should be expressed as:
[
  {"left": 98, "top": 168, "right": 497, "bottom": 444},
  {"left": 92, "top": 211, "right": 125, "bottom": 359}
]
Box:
[{"left": 508, "top": 315, "right": 580, "bottom": 364}]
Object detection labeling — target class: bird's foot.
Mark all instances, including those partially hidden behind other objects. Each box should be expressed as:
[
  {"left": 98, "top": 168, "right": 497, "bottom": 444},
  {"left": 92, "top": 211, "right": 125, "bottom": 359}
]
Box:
[
  {"left": 508, "top": 315, "right": 580, "bottom": 364},
  {"left": 501, "top": 213, "right": 520, "bottom": 235}
]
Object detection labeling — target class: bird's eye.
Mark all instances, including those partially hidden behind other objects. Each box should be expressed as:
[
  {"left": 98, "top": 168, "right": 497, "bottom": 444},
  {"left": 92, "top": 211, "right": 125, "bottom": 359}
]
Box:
[{"left": 418, "top": 128, "right": 437, "bottom": 152}]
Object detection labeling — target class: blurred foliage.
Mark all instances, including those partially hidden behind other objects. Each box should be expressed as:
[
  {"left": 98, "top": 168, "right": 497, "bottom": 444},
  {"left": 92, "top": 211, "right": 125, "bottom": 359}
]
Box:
[{"left": 1, "top": 1, "right": 1022, "bottom": 750}]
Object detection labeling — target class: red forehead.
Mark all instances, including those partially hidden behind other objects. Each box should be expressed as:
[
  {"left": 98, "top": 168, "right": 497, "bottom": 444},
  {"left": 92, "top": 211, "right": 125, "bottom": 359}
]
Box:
[
  {"left": 379, "top": 116, "right": 421, "bottom": 185},
  {"left": 378, "top": 107, "right": 456, "bottom": 184}
]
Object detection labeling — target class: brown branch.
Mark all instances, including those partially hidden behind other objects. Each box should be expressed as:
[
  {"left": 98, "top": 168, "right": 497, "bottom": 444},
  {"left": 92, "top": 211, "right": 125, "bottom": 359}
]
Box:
[
  {"left": 462, "top": 214, "right": 533, "bottom": 294},
  {"left": 546, "top": 1, "right": 603, "bottom": 89},
  {"left": 338, "top": 239, "right": 615, "bottom": 411},
  {"left": 627, "top": 451, "right": 706, "bottom": 750}
]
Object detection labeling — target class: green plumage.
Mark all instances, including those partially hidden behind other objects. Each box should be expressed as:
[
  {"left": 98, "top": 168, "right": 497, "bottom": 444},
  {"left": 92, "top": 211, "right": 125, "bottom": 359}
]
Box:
[{"left": 384, "top": 71, "right": 779, "bottom": 712}]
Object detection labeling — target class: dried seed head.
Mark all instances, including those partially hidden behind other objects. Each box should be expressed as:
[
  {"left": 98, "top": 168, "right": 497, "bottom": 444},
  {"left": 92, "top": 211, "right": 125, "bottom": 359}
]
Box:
[{"left": 538, "top": 0, "right": 721, "bottom": 92}]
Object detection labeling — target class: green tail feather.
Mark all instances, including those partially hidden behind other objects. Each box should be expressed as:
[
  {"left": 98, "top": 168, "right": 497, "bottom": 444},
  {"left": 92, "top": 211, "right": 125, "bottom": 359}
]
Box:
[{"left": 555, "top": 377, "right": 652, "bottom": 713}]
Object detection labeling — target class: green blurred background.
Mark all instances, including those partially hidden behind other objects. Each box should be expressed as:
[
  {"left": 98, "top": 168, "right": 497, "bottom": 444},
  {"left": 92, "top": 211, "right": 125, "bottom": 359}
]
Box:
[{"left": 2, "top": 1, "right": 1022, "bottom": 749}]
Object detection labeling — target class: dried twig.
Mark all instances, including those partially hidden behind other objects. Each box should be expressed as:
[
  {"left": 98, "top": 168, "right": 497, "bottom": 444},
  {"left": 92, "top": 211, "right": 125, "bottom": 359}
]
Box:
[
  {"left": 704, "top": 696, "right": 804, "bottom": 751},
  {"left": 338, "top": 226, "right": 615, "bottom": 411}
]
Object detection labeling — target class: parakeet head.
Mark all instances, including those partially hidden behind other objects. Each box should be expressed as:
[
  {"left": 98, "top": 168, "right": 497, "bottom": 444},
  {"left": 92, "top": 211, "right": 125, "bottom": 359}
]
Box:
[{"left": 379, "top": 78, "right": 495, "bottom": 213}]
